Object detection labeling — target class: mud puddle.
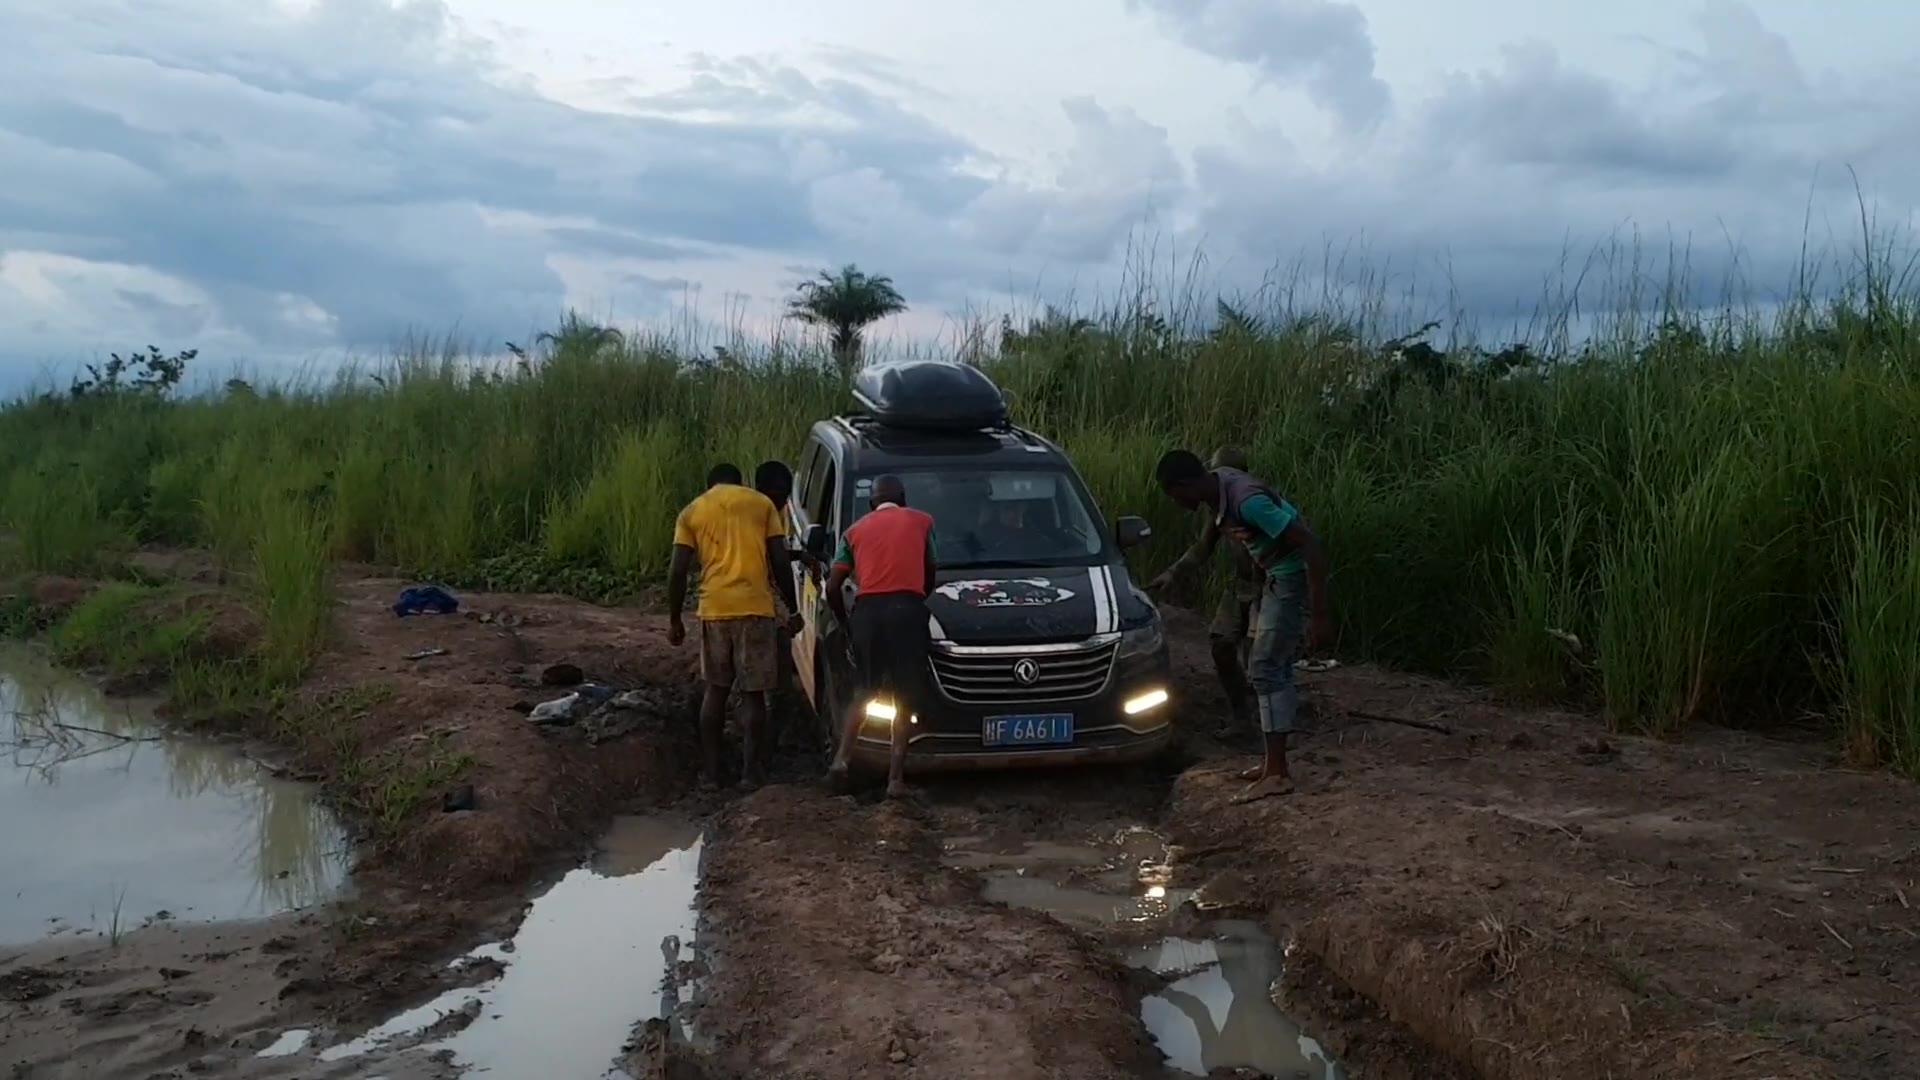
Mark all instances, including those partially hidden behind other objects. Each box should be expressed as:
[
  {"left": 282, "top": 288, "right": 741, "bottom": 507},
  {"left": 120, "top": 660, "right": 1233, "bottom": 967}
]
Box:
[
  {"left": 304, "top": 814, "right": 704, "bottom": 1076},
  {"left": 946, "top": 827, "right": 1343, "bottom": 1078},
  {"left": 942, "top": 827, "right": 1193, "bottom": 930},
  {"left": 1130, "top": 922, "right": 1343, "bottom": 1079},
  {"left": 0, "top": 646, "right": 348, "bottom": 944}
]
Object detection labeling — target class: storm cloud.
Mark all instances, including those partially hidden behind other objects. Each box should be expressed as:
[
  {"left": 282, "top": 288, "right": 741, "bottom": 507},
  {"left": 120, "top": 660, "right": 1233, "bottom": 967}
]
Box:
[{"left": 0, "top": 0, "right": 1914, "bottom": 383}]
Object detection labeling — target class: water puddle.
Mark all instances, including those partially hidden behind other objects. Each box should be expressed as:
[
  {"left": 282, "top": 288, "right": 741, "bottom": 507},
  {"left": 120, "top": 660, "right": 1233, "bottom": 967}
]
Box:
[
  {"left": 312, "top": 814, "right": 704, "bottom": 1076},
  {"left": 0, "top": 646, "right": 349, "bottom": 943},
  {"left": 947, "top": 828, "right": 1343, "bottom": 1078},
  {"left": 1130, "top": 921, "right": 1344, "bottom": 1079},
  {"left": 943, "top": 827, "right": 1190, "bottom": 930}
]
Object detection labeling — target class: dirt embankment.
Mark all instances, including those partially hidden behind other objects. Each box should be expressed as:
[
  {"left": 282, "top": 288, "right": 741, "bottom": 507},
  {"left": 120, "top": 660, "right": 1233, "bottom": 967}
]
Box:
[{"left": 1161, "top": 651, "right": 1920, "bottom": 1079}]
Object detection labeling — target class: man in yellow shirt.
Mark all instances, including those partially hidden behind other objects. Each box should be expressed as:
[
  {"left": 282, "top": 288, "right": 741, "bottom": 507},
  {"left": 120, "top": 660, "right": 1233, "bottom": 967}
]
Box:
[{"left": 667, "top": 463, "right": 800, "bottom": 789}]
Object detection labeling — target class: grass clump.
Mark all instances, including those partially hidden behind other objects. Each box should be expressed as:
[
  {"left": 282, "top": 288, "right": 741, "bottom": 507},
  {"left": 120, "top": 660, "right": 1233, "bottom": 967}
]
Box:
[
  {"left": 340, "top": 734, "right": 474, "bottom": 842},
  {"left": 278, "top": 686, "right": 469, "bottom": 844},
  {"left": 1, "top": 464, "right": 124, "bottom": 575},
  {"left": 253, "top": 495, "right": 332, "bottom": 683},
  {"left": 49, "top": 584, "right": 209, "bottom": 678},
  {"left": 1829, "top": 511, "right": 1920, "bottom": 775},
  {"left": 0, "top": 591, "right": 34, "bottom": 639}
]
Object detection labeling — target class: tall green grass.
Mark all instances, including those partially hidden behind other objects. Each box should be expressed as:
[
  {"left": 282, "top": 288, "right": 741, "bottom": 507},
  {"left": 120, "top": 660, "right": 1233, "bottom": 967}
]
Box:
[
  {"left": 1830, "top": 511, "right": 1920, "bottom": 775},
  {"left": 4, "top": 259, "right": 1920, "bottom": 773}
]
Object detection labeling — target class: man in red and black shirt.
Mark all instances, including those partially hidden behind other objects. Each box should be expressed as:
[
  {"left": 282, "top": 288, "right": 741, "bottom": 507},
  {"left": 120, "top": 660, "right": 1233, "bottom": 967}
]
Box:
[{"left": 825, "top": 475, "right": 937, "bottom": 799}]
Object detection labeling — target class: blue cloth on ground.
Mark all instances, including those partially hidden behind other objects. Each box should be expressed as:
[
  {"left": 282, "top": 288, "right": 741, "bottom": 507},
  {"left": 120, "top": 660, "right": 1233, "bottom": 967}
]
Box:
[{"left": 394, "top": 585, "right": 459, "bottom": 617}]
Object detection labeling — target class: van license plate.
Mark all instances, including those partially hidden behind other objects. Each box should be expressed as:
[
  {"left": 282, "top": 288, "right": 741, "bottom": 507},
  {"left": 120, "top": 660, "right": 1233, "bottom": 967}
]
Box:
[{"left": 983, "top": 714, "right": 1074, "bottom": 747}]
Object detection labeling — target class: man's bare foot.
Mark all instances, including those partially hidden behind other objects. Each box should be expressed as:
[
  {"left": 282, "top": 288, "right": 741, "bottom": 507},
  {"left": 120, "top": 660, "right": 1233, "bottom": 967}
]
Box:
[
  {"left": 826, "top": 763, "right": 852, "bottom": 794},
  {"left": 884, "top": 779, "right": 912, "bottom": 800},
  {"left": 1232, "top": 775, "right": 1296, "bottom": 804}
]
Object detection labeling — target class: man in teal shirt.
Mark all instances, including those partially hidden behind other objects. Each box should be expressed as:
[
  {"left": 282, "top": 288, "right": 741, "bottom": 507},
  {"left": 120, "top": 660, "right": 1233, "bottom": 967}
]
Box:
[
  {"left": 1147, "top": 446, "right": 1263, "bottom": 736},
  {"left": 1156, "top": 449, "right": 1332, "bottom": 802}
]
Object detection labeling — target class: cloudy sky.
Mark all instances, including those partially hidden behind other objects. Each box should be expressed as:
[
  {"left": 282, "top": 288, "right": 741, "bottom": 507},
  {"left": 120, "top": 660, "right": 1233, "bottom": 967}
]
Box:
[{"left": 2, "top": 0, "right": 1915, "bottom": 385}]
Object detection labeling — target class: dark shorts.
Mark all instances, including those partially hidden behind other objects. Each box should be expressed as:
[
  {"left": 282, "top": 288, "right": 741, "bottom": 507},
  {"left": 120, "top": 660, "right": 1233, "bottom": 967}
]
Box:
[{"left": 850, "top": 593, "right": 932, "bottom": 708}]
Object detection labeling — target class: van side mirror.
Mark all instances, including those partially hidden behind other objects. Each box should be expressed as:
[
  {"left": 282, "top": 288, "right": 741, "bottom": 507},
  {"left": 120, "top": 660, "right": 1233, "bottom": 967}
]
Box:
[
  {"left": 802, "top": 524, "right": 830, "bottom": 559},
  {"left": 1114, "top": 516, "right": 1152, "bottom": 549}
]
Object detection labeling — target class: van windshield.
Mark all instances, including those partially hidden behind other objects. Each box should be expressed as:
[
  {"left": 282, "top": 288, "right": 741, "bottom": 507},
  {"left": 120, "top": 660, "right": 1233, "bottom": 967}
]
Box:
[{"left": 849, "top": 467, "right": 1108, "bottom": 570}]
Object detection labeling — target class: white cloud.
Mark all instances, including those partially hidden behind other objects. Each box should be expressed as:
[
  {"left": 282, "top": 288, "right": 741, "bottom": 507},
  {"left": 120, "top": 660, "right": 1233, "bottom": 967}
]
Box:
[
  {"left": 0, "top": 0, "right": 1916, "bottom": 391},
  {"left": 1129, "top": 0, "right": 1392, "bottom": 130}
]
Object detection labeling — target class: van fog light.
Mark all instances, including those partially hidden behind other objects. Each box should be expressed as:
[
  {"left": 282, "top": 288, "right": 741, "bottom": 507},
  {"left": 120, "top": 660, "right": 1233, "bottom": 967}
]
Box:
[
  {"left": 863, "top": 698, "right": 918, "bottom": 726},
  {"left": 1123, "top": 688, "right": 1170, "bottom": 716}
]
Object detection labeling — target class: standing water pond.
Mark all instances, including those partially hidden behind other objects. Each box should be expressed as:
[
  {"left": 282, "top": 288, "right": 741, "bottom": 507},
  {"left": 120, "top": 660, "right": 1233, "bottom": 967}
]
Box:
[{"left": 0, "top": 646, "right": 349, "bottom": 943}]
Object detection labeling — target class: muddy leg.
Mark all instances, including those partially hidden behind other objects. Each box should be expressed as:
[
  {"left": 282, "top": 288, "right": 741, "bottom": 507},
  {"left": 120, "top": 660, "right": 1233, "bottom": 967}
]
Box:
[
  {"left": 1237, "top": 576, "right": 1301, "bottom": 798},
  {"left": 738, "top": 691, "right": 770, "bottom": 788},
  {"left": 1209, "top": 634, "right": 1254, "bottom": 732},
  {"left": 885, "top": 698, "right": 911, "bottom": 799},
  {"left": 698, "top": 683, "right": 729, "bottom": 789},
  {"left": 827, "top": 694, "right": 864, "bottom": 792}
]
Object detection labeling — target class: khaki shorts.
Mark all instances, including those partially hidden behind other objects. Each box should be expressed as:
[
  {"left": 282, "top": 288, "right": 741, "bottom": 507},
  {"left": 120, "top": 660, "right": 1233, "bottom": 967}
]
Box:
[{"left": 700, "top": 616, "right": 779, "bottom": 693}]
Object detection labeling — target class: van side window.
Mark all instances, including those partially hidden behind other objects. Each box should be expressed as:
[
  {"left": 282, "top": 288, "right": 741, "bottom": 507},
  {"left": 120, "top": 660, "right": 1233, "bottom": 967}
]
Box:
[
  {"left": 810, "top": 460, "right": 838, "bottom": 535},
  {"left": 795, "top": 440, "right": 823, "bottom": 521}
]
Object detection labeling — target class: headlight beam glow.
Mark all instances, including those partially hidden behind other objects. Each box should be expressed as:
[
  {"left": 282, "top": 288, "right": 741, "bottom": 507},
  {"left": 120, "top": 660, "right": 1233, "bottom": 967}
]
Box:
[{"left": 1122, "top": 688, "right": 1170, "bottom": 715}]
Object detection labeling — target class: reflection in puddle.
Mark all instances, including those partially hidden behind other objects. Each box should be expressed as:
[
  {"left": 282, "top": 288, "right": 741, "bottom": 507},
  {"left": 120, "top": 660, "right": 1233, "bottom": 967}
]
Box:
[
  {"left": 944, "top": 828, "right": 1188, "bottom": 930},
  {"left": 978, "top": 874, "right": 1195, "bottom": 929},
  {"left": 317, "top": 815, "right": 703, "bottom": 1075},
  {"left": 946, "top": 830, "right": 1343, "bottom": 1078},
  {"left": 0, "top": 647, "right": 348, "bottom": 943},
  {"left": 256, "top": 1028, "right": 312, "bottom": 1057},
  {"left": 1130, "top": 921, "right": 1343, "bottom": 1079}
]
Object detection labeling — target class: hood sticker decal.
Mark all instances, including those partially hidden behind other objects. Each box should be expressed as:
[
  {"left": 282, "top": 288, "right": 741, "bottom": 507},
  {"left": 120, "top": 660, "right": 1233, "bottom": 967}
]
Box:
[
  {"left": 1089, "top": 565, "right": 1115, "bottom": 633},
  {"left": 934, "top": 578, "right": 1077, "bottom": 608}
]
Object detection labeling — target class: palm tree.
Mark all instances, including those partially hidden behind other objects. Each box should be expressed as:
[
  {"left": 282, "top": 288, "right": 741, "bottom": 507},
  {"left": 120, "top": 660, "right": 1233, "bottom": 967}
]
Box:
[
  {"left": 536, "top": 311, "right": 625, "bottom": 358},
  {"left": 786, "top": 264, "right": 908, "bottom": 376}
]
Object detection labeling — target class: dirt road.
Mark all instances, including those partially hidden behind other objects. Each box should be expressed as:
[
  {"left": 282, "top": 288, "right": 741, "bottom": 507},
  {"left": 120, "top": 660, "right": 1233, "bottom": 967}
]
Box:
[{"left": 3, "top": 570, "right": 1917, "bottom": 1079}]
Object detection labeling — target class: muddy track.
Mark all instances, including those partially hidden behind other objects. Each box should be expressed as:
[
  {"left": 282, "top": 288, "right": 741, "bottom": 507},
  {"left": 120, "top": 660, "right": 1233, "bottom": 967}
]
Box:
[
  {"left": 6, "top": 569, "right": 1919, "bottom": 1079},
  {"left": 689, "top": 786, "right": 1164, "bottom": 1079}
]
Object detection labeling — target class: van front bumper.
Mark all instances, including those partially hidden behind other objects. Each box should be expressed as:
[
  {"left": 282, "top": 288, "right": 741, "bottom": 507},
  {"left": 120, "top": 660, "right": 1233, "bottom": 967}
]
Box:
[{"left": 844, "top": 643, "right": 1175, "bottom": 775}]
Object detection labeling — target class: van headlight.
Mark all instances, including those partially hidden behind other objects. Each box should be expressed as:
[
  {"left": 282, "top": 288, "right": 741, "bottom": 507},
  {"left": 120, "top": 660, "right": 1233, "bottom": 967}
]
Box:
[{"left": 1116, "top": 621, "right": 1164, "bottom": 659}]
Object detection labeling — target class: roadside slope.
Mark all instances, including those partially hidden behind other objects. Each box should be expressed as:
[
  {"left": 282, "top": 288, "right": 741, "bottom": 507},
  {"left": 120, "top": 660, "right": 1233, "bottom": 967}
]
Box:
[{"left": 1166, "top": 663, "right": 1920, "bottom": 1080}]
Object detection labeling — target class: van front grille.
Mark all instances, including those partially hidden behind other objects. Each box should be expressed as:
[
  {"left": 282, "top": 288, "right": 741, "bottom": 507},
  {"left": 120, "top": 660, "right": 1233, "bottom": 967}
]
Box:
[{"left": 929, "top": 642, "right": 1117, "bottom": 704}]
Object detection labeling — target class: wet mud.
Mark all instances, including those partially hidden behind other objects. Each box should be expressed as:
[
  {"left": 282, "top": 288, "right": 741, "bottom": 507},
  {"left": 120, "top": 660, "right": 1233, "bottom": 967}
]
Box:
[{"left": 6, "top": 569, "right": 1919, "bottom": 1080}]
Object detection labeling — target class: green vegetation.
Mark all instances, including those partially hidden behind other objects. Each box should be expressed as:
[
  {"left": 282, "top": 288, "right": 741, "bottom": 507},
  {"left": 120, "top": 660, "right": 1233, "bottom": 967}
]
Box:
[
  {"left": 49, "top": 584, "right": 210, "bottom": 679},
  {"left": 786, "top": 263, "right": 909, "bottom": 376},
  {"left": 278, "top": 686, "right": 470, "bottom": 844},
  {"left": 3, "top": 254, "right": 1919, "bottom": 776}
]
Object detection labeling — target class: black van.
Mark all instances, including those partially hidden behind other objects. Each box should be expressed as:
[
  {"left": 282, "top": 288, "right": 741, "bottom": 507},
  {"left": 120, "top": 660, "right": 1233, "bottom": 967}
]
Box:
[{"left": 784, "top": 360, "right": 1174, "bottom": 773}]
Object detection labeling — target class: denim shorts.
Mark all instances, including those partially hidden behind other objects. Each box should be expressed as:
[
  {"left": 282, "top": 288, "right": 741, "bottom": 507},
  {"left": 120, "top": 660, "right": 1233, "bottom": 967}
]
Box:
[{"left": 1245, "top": 573, "right": 1304, "bottom": 735}]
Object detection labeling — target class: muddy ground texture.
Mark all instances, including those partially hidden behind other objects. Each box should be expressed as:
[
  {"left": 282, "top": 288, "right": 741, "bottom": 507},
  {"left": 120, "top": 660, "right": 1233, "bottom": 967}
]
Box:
[{"left": 3, "top": 566, "right": 1917, "bottom": 1079}]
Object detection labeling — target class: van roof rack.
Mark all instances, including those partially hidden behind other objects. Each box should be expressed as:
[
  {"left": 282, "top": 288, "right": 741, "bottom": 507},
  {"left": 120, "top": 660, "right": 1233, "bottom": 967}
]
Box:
[{"left": 851, "top": 360, "right": 1009, "bottom": 432}]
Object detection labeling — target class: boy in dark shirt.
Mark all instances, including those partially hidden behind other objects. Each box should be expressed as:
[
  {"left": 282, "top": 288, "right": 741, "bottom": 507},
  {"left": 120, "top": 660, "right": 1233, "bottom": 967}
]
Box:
[{"left": 1147, "top": 447, "right": 1262, "bottom": 735}]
